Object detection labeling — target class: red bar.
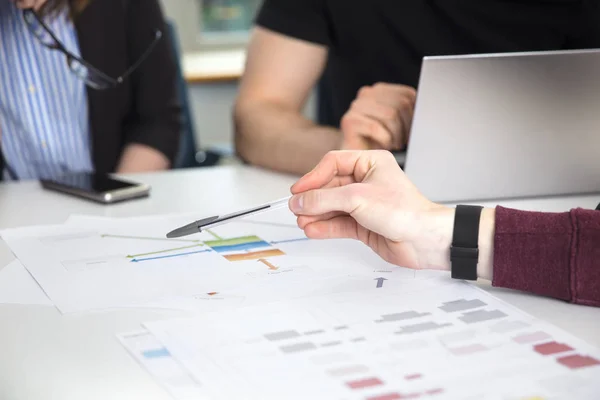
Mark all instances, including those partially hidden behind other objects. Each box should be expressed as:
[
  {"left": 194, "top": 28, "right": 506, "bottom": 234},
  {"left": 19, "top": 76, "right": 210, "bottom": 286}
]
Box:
[
  {"left": 534, "top": 341, "right": 574, "bottom": 355},
  {"left": 346, "top": 377, "right": 384, "bottom": 389},
  {"left": 558, "top": 354, "right": 600, "bottom": 370},
  {"left": 405, "top": 373, "right": 423, "bottom": 380},
  {"left": 367, "top": 394, "right": 401, "bottom": 400},
  {"left": 426, "top": 388, "right": 444, "bottom": 395},
  {"left": 367, "top": 394, "right": 420, "bottom": 400}
]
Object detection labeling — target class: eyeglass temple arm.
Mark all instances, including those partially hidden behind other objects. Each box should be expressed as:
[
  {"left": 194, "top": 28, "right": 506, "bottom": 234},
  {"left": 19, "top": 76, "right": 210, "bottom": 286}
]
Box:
[{"left": 116, "top": 30, "right": 163, "bottom": 83}]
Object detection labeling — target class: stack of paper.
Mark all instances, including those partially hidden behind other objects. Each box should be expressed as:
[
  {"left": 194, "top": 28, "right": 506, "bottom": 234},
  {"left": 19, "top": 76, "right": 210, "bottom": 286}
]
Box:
[{"left": 2, "top": 208, "right": 599, "bottom": 399}]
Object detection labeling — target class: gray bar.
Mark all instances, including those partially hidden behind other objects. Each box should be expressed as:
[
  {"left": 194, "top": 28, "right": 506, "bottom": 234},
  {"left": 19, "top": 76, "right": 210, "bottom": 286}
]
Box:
[
  {"left": 334, "top": 325, "right": 349, "bottom": 331},
  {"left": 320, "top": 341, "right": 342, "bottom": 347},
  {"left": 460, "top": 310, "right": 507, "bottom": 324},
  {"left": 490, "top": 320, "right": 530, "bottom": 334},
  {"left": 396, "top": 322, "right": 452, "bottom": 334},
  {"left": 264, "top": 330, "right": 301, "bottom": 341},
  {"left": 303, "top": 330, "right": 325, "bottom": 336},
  {"left": 350, "top": 337, "right": 366, "bottom": 343},
  {"left": 280, "top": 342, "right": 317, "bottom": 354},
  {"left": 327, "top": 365, "right": 369, "bottom": 377},
  {"left": 377, "top": 311, "right": 430, "bottom": 323},
  {"left": 439, "top": 299, "right": 487, "bottom": 313}
]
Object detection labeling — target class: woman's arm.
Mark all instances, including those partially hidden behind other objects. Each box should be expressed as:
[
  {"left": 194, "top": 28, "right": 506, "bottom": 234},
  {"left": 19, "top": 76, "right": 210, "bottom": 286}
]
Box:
[{"left": 117, "top": 0, "right": 182, "bottom": 173}]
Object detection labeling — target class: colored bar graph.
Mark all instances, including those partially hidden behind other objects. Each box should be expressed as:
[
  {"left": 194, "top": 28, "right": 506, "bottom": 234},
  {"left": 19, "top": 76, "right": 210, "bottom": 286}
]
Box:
[
  {"left": 557, "top": 354, "right": 600, "bottom": 370},
  {"left": 205, "top": 235, "right": 266, "bottom": 249},
  {"left": 205, "top": 235, "right": 286, "bottom": 262},
  {"left": 224, "top": 249, "right": 285, "bottom": 261},
  {"left": 142, "top": 348, "right": 170, "bottom": 359},
  {"left": 459, "top": 310, "right": 507, "bottom": 324},
  {"left": 425, "top": 388, "right": 444, "bottom": 396},
  {"left": 513, "top": 331, "right": 552, "bottom": 344},
  {"left": 280, "top": 342, "right": 317, "bottom": 354},
  {"left": 264, "top": 330, "right": 301, "bottom": 341},
  {"left": 439, "top": 299, "right": 486, "bottom": 313},
  {"left": 346, "top": 377, "right": 384, "bottom": 389},
  {"left": 376, "top": 311, "right": 430, "bottom": 323},
  {"left": 533, "top": 342, "right": 574, "bottom": 356},
  {"left": 367, "top": 394, "right": 402, "bottom": 400}
]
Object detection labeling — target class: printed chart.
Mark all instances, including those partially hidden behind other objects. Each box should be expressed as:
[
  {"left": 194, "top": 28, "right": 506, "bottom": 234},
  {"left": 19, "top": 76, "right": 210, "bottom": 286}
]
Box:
[
  {"left": 1, "top": 213, "right": 416, "bottom": 313},
  {"left": 144, "top": 281, "right": 600, "bottom": 400}
]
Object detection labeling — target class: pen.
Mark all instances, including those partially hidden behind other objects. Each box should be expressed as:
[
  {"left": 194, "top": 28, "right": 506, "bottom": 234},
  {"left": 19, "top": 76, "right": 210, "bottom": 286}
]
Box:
[{"left": 166, "top": 196, "right": 292, "bottom": 239}]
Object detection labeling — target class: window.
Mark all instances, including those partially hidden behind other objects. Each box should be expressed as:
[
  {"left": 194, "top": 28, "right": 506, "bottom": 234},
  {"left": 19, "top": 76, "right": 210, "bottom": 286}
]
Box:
[
  {"left": 201, "top": 0, "right": 262, "bottom": 36},
  {"left": 160, "top": 0, "right": 263, "bottom": 52}
]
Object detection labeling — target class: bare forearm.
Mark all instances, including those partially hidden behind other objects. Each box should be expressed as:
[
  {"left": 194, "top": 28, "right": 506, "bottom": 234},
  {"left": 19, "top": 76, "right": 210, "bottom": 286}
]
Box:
[
  {"left": 235, "top": 102, "right": 342, "bottom": 175},
  {"left": 117, "top": 143, "right": 170, "bottom": 173}
]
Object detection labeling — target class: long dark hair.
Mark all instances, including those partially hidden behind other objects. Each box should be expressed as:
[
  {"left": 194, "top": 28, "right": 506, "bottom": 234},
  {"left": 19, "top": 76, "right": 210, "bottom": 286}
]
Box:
[{"left": 39, "top": 0, "right": 90, "bottom": 18}]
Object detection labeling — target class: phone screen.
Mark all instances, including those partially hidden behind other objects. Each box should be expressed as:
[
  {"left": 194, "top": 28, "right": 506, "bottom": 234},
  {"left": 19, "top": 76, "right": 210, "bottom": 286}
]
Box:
[{"left": 43, "top": 173, "right": 137, "bottom": 193}]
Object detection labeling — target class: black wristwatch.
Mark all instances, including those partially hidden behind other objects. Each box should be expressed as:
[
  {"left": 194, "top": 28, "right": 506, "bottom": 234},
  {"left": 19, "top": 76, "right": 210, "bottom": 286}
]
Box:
[{"left": 450, "top": 205, "right": 483, "bottom": 281}]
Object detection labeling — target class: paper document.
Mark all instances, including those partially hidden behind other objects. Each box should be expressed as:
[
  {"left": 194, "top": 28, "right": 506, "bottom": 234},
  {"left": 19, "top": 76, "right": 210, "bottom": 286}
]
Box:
[
  {"left": 1, "top": 211, "right": 431, "bottom": 313},
  {"left": 0, "top": 260, "right": 53, "bottom": 306},
  {"left": 118, "top": 330, "right": 208, "bottom": 400},
  {"left": 144, "top": 281, "right": 600, "bottom": 400}
]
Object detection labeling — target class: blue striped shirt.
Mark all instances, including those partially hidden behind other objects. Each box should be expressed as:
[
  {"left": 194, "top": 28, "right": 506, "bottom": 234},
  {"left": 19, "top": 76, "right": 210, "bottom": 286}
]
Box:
[{"left": 0, "top": 2, "right": 92, "bottom": 180}]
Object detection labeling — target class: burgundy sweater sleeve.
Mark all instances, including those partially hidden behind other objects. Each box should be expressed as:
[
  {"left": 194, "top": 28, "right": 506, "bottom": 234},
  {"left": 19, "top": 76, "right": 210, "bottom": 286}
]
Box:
[{"left": 492, "top": 206, "right": 600, "bottom": 307}]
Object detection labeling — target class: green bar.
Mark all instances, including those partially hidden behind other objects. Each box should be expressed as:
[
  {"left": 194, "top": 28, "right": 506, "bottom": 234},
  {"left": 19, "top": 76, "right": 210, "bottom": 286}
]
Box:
[{"left": 205, "top": 235, "right": 263, "bottom": 248}]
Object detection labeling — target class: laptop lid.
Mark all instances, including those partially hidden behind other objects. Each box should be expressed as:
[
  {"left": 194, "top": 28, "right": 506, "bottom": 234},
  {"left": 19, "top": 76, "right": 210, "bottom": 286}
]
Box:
[{"left": 404, "top": 49, "right": 600, "bottom": 203}]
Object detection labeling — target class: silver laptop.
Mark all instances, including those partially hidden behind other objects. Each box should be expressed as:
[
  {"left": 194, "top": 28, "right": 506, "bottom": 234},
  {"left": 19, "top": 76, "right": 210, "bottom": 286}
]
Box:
[{"left": 404, "top": 49, "right": 600, "bottom": 202}]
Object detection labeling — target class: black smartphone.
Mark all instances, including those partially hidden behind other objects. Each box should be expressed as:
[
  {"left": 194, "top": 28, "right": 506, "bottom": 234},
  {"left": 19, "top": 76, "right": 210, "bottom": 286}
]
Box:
[{"left": 40, "top": 172, "right": 150, "bottom": 204}]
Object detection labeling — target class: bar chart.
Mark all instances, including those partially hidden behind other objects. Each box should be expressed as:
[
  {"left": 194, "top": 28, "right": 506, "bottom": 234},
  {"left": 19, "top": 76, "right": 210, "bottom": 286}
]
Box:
[{"left": 145, "top": 281, "right": 600, "bottom": 400}]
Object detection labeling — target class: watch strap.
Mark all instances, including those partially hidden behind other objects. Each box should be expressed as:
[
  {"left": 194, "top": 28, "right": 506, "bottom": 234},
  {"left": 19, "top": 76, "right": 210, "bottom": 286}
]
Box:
[{"left": 451, "top": 205, "right": 483, "bottom": 281}]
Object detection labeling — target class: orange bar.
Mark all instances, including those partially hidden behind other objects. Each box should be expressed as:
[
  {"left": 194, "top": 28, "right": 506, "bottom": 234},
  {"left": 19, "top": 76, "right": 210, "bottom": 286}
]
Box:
[{"left": 224, "top": 249, "right": 285, "bottom": 262}]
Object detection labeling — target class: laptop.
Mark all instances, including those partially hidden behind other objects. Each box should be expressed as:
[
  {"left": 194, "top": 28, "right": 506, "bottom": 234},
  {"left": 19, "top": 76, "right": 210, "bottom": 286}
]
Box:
[{"left": 403, "top": 49, "right": 600, "bottom": 203}]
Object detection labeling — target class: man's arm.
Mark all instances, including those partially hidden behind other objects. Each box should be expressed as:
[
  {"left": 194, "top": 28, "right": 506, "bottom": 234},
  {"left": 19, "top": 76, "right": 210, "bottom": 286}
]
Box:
[{"left": 234, "top": 27, "right": 341, "bottom": 175}]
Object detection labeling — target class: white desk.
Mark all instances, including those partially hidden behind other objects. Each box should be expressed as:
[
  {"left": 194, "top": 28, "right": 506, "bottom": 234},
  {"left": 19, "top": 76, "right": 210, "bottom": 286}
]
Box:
[{"left": 0, "top": 165, "right": 598, "bottom": 400}]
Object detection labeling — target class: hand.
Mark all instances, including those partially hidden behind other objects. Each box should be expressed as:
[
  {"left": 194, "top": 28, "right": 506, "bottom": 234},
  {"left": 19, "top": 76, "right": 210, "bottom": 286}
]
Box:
[
  {"left": 340, "top": 83, "right": 416, "bottom": 151},
  {"left": 289, "top": 150, "right": 454, "bottom": 270},
  {"left": 13, "top": 0, "right": 48, "bottom": 10}
]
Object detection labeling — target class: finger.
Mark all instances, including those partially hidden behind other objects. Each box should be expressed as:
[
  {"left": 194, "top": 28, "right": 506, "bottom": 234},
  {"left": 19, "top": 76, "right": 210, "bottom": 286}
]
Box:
[
  {"left": 350, "top": 97, "right": 404, "bottom": 149},
  {"left": 297, "top": 211, "right": 347, "bottom": 229},
  {"left": 371, "top": 85, "right": 416, "bottom": 148},
  {"left": 341, "top": 112, "right": 394, "bottom": 150},
  {"left": 323, "top": 175, "right": 356, "bottom": 189},
  {"left": 290, "top": 184, "right": 364, "bottom": 216},
  {"left": 291, "top": 151, "right": 369, "bottom": 194},
  {"left": 371, "top": 83, "right": 417, "bottom": 108},
  {"left": 303, "top": 216, "right": 360, "bottom": 241}
]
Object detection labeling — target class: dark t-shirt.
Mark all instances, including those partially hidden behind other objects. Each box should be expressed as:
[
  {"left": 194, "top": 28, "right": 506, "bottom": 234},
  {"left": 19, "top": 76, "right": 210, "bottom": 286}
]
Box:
[{"left": 256, "top": 0, "right": 600, "bottom": 126}]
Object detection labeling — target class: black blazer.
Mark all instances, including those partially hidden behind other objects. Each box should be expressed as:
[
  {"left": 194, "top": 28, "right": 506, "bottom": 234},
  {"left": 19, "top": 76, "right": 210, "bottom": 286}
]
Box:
[
  {"left": 0, "top": 0, "right": 182, "bottom": 178},
  {"left": 75, "top": 0, "right": 182, "bottom": 173}
]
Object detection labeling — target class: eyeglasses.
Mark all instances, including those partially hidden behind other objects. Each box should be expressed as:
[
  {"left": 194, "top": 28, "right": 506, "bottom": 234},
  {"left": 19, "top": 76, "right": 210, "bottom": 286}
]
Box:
[{"left": 22, "top": 8, "right": 162, "bottom": 90}]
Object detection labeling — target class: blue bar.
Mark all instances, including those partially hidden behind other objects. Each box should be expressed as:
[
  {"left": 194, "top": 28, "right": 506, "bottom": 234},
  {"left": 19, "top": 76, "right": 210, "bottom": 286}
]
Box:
[
  {"left": 142, "top": 348, "right": 171, "bottom": 359},
  {"left": 210, "top": 241, "right": 272, "bottom": 253}
]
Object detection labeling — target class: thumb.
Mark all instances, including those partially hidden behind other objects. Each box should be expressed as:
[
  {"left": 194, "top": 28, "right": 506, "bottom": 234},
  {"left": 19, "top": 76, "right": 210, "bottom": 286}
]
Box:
[{"left": 289, "top": 184, "right": 364, "bottom": 216}]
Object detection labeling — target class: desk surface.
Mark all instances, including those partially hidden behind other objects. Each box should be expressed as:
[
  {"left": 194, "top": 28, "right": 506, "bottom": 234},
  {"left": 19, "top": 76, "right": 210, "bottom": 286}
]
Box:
[{"left": 0, "top": 165, "right": 599, "bottom": 400}]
